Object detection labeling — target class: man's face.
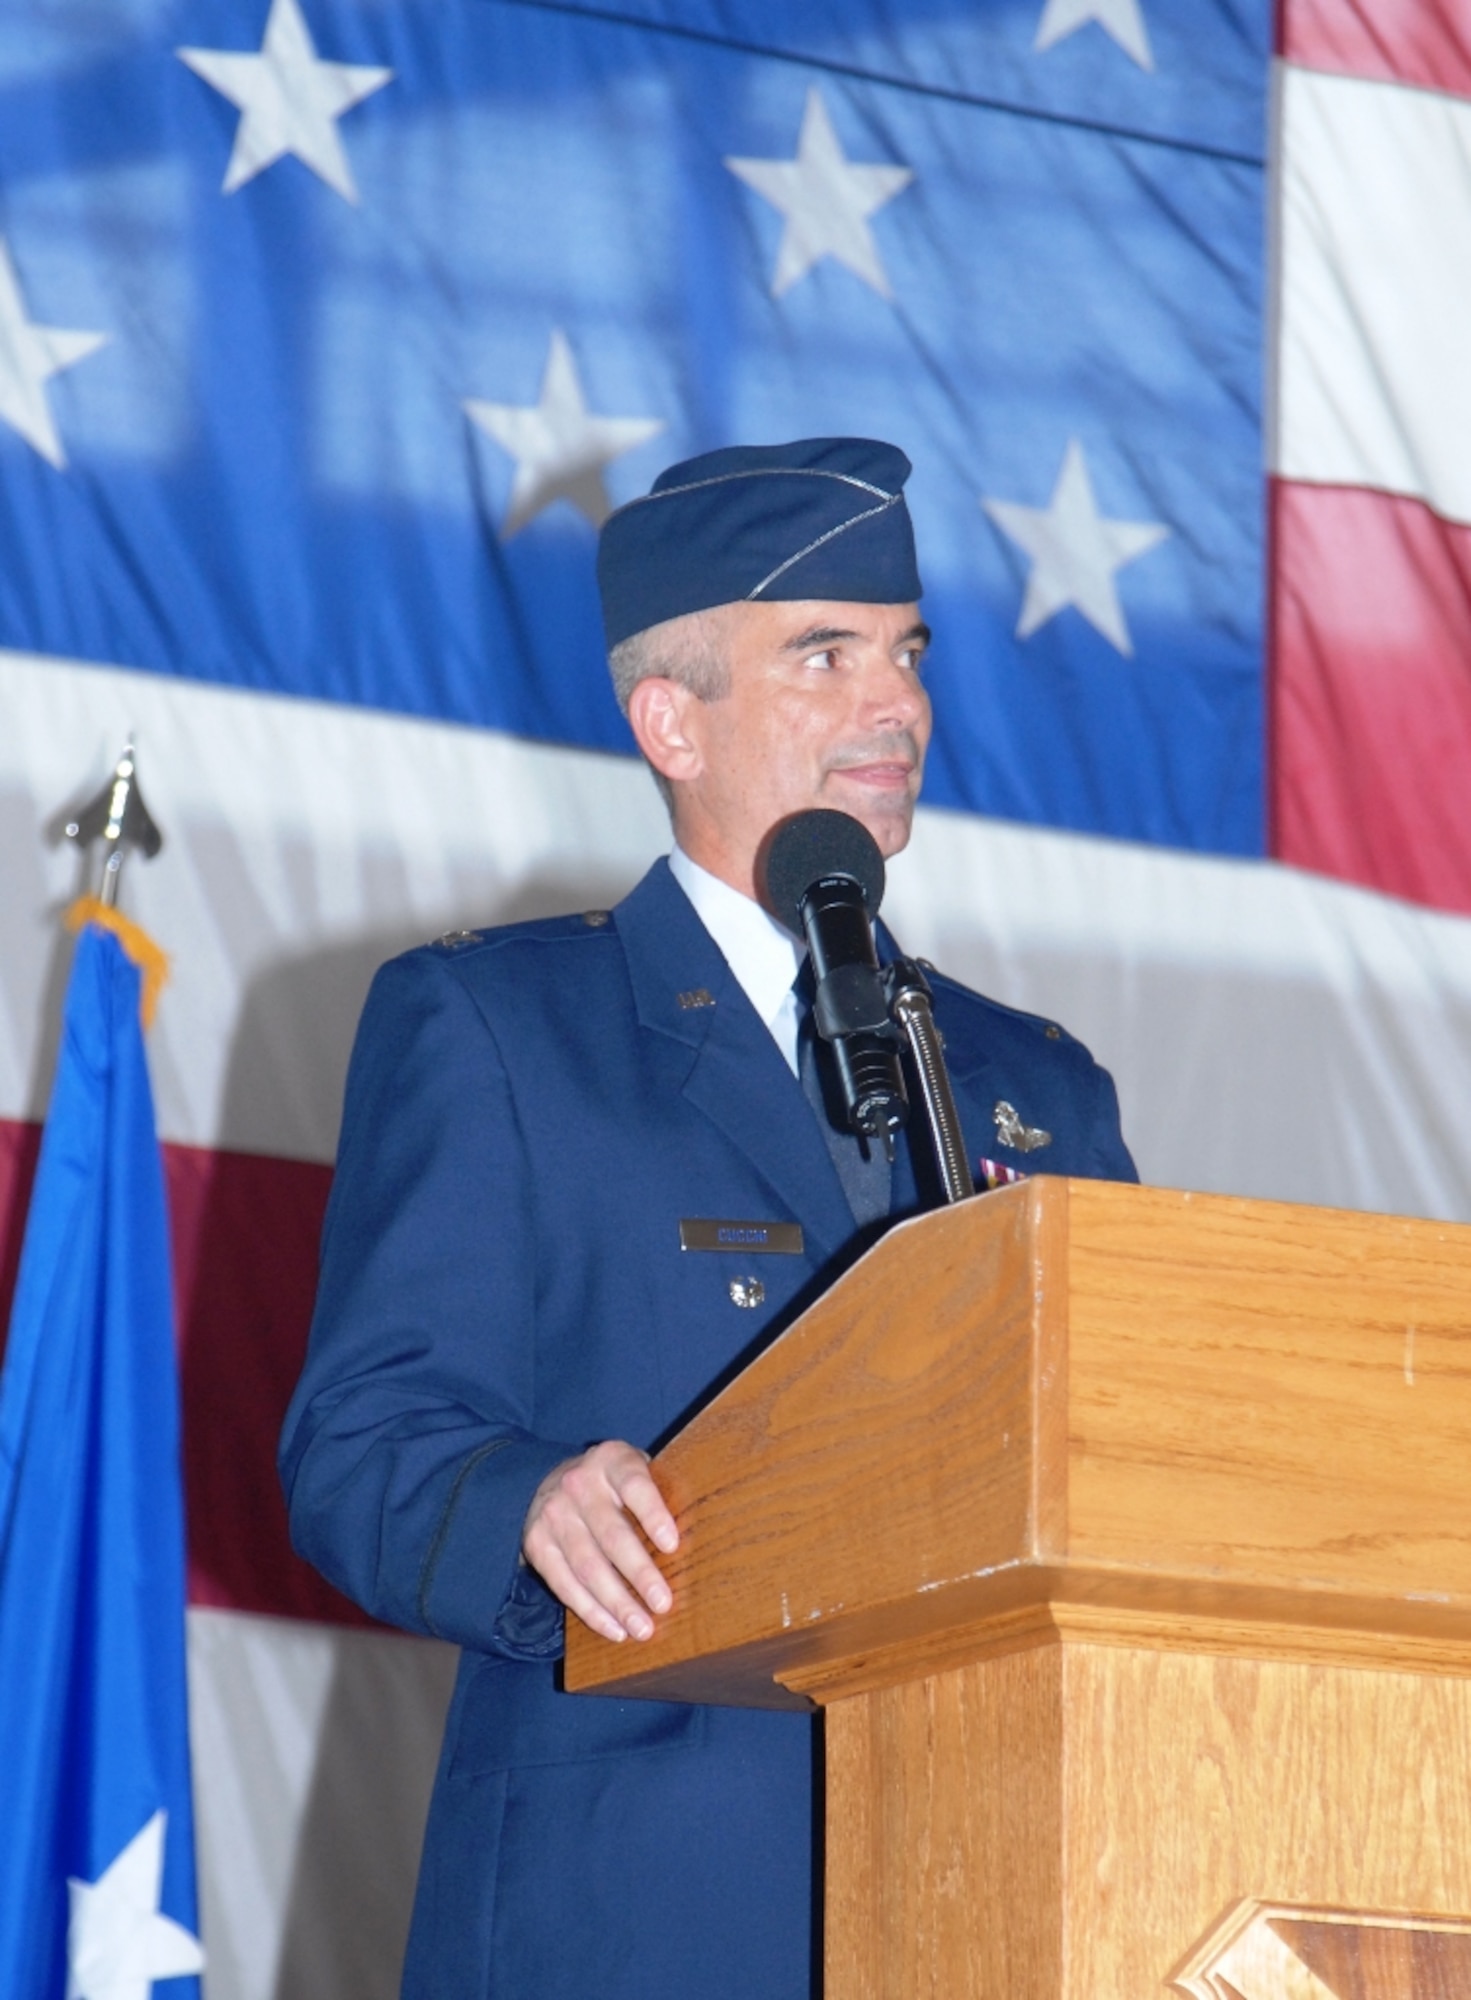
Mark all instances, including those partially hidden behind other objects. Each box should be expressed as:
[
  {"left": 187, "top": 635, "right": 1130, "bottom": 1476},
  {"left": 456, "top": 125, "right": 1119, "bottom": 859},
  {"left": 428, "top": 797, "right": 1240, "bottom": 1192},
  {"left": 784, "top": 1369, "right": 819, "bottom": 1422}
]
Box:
[{"left": 632, "top": 598, "right": 932, "bottom": 897}]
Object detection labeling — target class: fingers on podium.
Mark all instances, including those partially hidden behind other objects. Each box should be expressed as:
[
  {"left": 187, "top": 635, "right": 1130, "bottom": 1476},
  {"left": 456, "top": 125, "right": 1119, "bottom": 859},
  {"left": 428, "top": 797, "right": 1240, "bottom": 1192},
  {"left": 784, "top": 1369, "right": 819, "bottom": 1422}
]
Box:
[{"left": 523, "top": 1442, "right": 678, "bottom": 1642}]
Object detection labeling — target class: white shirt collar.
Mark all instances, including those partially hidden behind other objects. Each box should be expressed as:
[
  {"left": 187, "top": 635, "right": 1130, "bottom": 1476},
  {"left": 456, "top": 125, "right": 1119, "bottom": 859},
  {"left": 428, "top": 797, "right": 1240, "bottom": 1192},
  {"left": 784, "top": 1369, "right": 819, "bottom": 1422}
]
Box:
[{"left": 667, "top": 846, "right": 804, "bottom": 1074}]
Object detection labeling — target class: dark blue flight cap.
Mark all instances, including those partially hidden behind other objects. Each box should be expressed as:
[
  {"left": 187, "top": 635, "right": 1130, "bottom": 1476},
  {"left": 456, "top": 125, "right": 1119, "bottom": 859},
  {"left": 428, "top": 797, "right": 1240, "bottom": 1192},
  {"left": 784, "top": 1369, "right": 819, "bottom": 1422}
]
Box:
[{"left": 597, "top": 437, "right": 922, "bottom": 650}]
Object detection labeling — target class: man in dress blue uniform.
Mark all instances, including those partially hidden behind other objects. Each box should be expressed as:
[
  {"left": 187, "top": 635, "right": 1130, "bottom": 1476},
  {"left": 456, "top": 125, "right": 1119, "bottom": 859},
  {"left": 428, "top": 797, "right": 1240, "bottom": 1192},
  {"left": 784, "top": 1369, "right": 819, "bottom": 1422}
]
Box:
[{"left": 280, "top": 437, "right": 1136, "bottom": 1998}]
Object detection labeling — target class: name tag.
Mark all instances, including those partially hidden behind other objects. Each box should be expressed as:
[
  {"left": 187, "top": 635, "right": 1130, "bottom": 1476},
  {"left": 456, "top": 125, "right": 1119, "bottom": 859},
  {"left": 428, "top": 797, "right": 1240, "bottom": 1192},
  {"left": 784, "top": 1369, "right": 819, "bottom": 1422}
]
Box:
[{"left": 679, "top": 1218, "right": 805, "bottom": 1255}]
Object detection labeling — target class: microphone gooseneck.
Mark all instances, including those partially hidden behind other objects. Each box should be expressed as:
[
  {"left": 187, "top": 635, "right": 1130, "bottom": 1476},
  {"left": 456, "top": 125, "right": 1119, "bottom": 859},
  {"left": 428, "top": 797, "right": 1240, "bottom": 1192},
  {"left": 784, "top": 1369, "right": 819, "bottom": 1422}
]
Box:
[
  {"left": 884, "top": 957, "right": 973, "bottom": 1204},
  {"left": 764, "top": 811, "right": 908, "bottom": 1149}
]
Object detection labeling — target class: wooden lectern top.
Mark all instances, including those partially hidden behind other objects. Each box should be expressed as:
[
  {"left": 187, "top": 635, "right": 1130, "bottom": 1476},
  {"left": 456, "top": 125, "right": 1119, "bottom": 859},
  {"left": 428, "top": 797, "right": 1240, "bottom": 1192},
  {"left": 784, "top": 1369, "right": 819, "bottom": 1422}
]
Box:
[{"left": 564, "top": 1178, "right": 1471, "bottom": 1709}]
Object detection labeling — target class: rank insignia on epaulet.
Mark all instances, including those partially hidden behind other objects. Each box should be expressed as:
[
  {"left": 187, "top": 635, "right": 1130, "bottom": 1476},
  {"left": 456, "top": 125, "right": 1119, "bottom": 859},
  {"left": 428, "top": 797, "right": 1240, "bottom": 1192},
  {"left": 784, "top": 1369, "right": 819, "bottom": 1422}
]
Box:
[
  {"left": 434, "top": 929, "right": 482, "bottom": 950},
  {"left": 993, "top": 1100, "right": 1051, "bottom": 1152}
]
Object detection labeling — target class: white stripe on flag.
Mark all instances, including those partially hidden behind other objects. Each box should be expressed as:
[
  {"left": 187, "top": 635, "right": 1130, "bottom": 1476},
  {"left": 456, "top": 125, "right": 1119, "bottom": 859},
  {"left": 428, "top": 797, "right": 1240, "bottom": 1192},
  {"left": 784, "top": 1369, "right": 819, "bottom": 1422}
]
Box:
[
  {"left": 187, "top": 1607, "right": 455, "bottom": 2000},
  {"left": 0, "top": 649, "right": 669, "bottom": 1159},
  {"left": 1275, "top": 61, "right": 1471, "bottom": 522}
]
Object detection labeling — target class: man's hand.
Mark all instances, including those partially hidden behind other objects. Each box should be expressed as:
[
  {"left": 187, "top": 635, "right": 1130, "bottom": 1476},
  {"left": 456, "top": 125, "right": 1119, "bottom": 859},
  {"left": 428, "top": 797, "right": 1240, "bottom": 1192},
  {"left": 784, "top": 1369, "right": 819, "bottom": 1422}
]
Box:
[{"left": 522, "top": 1441, "right": 679, "bottom": 1643}]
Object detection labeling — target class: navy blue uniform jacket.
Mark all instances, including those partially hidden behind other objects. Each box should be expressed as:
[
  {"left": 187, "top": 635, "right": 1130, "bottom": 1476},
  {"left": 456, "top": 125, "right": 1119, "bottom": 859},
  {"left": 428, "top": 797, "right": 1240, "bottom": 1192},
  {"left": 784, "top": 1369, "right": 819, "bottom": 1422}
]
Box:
[{"left": 279, "top": 858, "right": 1136, "bottom": 1999}]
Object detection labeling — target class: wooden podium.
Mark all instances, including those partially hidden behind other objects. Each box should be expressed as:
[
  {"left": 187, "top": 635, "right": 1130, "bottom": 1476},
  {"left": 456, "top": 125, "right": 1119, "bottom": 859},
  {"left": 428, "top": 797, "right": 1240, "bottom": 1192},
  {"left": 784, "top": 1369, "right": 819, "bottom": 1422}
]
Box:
[{"left": 565, "top": 1179, "right": 1471, "bottom": 1998}]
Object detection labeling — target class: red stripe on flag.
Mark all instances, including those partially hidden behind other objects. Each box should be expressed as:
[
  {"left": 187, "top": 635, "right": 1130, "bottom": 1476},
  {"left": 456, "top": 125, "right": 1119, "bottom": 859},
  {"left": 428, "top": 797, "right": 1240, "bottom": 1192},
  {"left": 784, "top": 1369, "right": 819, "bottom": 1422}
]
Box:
[
  {"left": 0, "top": 1117, "right": 43, "bottom": 1368},
  {"left": 168, "top": 1139, "right": 376, "bottom": 1630},
  {"left": 1, "top": 1116, "right": 372, "bottom": 1629},
  {"left": 1280, "top": 0, "right": 1471, "bottom": 100},
  {"left": 1271, "top": 478, "right": 1471, "bottom": 915}
]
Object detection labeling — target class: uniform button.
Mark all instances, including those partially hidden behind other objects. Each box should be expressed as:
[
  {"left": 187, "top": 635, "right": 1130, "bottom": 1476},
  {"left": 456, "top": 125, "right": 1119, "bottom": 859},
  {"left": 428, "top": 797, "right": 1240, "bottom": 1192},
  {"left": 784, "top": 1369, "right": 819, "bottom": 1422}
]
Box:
[{"left": 728, "top": 1276, "right": 765, "bottom": 1309}]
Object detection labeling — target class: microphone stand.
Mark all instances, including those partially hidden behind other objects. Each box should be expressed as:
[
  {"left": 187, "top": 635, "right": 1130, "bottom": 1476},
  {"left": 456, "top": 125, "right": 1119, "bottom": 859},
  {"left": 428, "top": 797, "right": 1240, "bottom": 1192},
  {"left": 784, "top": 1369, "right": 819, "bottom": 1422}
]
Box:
[{"left": 883, "top": 958, "right": 972, "bottom": 1205}]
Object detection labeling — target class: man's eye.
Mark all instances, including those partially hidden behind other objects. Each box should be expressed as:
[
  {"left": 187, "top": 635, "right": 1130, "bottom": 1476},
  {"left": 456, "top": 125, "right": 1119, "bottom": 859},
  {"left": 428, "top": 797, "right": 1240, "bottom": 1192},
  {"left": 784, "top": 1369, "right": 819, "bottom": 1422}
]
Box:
[{"left": 804, "top": 649, "right": 838, "bottom": 670}]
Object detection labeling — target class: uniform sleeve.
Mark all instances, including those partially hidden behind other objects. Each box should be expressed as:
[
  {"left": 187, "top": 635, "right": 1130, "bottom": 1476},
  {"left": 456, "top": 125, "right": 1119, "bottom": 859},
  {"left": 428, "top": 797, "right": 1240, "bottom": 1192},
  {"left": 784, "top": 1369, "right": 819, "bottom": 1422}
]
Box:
[
  {"left": 278, "top": 951, "right": 579, "bottom": 1659},
  {"left": 1086, "top": 1055, "right": 1139, "bottom": 1183}
]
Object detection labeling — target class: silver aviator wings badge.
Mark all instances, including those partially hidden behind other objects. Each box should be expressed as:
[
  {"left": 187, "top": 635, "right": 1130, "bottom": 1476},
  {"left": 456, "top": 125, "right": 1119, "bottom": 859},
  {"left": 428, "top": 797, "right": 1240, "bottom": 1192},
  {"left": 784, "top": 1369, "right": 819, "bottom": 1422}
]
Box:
[{"left": 993, "top": 1100, "right": 1051, "bottom": 1153}]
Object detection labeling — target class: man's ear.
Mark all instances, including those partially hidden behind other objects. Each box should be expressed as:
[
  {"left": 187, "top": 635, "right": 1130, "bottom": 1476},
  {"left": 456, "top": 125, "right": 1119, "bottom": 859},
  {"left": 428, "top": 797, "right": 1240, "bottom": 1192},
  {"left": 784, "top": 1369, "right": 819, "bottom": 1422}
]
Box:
[{"left": 627, "top": 677, "right": 705, "bottom": 786}]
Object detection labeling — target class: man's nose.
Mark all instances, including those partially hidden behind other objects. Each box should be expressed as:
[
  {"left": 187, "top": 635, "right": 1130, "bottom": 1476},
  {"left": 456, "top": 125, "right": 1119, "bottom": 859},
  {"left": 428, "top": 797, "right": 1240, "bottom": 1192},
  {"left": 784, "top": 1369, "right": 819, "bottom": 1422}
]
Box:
[{"left": 859, "top": 652, "right": 927, "bottom": 729}]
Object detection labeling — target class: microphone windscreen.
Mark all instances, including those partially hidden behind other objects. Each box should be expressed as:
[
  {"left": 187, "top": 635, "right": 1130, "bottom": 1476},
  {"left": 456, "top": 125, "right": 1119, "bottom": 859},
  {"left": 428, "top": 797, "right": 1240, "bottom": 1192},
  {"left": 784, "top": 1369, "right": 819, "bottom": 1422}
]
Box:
[{"left": 763, "top": 810, "right": 887, "bottom": 934}]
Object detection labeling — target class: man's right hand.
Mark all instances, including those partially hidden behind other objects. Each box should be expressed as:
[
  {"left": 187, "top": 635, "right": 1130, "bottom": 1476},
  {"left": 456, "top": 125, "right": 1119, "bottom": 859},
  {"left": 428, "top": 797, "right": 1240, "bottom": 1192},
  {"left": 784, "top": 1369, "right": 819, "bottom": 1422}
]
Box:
[{"left": 521, "top": 1440, "right": 680, "bottom": 1644}]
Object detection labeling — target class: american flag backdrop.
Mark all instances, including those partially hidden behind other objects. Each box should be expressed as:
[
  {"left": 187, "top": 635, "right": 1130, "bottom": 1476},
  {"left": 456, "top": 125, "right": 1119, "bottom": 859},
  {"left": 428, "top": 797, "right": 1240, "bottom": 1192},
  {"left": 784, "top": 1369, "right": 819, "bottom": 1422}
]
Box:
[{"left": 3, "top": 2, "right": 1471, "bottom": 1994}]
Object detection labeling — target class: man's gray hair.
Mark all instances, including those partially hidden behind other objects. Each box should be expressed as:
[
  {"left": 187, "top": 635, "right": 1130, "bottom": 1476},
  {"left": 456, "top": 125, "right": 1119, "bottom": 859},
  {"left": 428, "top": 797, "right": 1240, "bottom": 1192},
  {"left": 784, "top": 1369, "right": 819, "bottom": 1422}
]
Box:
[{"left": 607, "top": 607, "right": 734, "bottom": 811}]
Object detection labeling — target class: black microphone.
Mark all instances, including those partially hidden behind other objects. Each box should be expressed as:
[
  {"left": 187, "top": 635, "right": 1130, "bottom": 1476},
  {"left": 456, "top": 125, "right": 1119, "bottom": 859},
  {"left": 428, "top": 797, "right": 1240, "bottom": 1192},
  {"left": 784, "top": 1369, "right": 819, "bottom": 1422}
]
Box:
[{"left": 764, "top": 810, "right": 908, "bottom": 1148}]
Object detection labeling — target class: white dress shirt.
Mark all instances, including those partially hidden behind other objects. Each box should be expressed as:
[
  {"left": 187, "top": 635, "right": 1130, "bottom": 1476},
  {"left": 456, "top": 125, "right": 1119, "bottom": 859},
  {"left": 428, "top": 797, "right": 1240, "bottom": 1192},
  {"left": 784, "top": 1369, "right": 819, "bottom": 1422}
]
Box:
[{"left": 667, "top": 846, "right": 804, "bottom": 1075}]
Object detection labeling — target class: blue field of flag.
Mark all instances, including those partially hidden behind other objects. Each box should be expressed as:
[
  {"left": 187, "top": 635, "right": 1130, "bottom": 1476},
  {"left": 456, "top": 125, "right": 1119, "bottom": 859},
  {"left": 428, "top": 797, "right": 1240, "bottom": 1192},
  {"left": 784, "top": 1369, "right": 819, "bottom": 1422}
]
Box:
[{"left": 0, "top": 0, "right": 1267, "bottom": 853}]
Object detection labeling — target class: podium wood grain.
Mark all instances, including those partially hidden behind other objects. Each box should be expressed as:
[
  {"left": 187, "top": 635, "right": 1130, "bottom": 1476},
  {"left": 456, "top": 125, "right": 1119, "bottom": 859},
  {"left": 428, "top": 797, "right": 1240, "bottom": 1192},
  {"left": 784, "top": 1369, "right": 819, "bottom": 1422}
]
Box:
[
  {"left": 825, "top": 1649, "right": 1471, "bottom": 2000},
  {"left": 565, "top": 1180, "right": 1471, "bottom": 1995}
]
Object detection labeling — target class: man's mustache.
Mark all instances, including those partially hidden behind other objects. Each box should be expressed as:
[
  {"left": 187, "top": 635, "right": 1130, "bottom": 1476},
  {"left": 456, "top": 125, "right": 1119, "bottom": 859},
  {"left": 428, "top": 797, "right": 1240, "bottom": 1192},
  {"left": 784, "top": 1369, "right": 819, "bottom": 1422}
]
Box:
[{"left": 823, "top": 732, "right": 924, "bottom": 776}]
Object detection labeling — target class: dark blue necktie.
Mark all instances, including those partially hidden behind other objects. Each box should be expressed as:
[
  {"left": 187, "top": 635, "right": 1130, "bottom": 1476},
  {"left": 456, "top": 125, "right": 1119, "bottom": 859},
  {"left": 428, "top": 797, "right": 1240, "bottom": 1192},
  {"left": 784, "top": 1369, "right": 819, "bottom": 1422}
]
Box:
[{"left": 793, "top": 961, "right": 892, "bottom": 1229}]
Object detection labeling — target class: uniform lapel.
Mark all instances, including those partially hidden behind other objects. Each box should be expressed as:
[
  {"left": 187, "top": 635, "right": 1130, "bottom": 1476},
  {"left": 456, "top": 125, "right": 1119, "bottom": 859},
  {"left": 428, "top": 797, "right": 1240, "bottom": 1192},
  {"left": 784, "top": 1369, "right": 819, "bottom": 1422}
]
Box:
[{"left": 616, "top": 860, "right": 857, "bottom": 1263}]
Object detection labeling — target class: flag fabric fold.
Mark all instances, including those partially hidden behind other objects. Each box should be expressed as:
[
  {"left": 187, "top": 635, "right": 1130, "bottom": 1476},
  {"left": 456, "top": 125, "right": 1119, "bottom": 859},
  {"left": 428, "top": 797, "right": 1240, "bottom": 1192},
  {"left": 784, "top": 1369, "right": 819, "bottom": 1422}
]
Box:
[{"left": 0, "top": 923, "right": 202, "bottom": 2000}]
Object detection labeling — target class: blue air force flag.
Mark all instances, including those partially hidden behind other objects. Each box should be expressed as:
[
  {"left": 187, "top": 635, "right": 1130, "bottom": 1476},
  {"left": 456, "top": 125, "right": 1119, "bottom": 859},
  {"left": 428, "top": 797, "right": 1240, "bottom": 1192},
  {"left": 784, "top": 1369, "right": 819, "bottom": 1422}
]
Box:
[{"left": 0, "top": 923, "right": 202, "bottom": 2000}]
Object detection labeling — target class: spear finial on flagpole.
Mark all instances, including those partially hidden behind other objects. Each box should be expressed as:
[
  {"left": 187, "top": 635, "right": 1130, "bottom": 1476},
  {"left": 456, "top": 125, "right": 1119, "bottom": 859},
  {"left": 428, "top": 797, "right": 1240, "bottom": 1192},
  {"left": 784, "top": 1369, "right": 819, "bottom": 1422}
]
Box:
[{"left": 64, "top": 741, "right": 164, "bottom": 908}]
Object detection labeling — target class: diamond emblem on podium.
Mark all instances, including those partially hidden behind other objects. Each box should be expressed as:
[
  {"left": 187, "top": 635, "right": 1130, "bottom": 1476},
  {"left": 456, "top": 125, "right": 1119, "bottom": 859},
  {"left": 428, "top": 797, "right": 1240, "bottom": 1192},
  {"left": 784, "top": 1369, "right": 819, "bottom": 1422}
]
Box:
[{"left": 1172, "top": 1899, "right": 1471, "bottom": 2000}]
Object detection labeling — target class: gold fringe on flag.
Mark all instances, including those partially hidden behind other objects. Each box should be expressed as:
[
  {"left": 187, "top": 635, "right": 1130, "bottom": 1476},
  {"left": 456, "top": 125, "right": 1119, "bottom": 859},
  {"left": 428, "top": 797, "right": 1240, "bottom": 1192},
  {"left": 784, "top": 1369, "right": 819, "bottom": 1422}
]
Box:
[{"left": 64, "top": 897, "right": 171, "bottom": 1029}]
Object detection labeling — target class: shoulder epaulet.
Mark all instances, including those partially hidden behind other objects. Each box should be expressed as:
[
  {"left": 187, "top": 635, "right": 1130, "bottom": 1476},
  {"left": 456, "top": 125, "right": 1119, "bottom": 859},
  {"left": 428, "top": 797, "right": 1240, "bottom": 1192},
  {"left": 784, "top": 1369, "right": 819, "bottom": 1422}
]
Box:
[
  {"left": 424, "top": 907, "right": 618, "bottom": 956},
  {"left": 924, "top": 962, "right": 1075, "bottom": 1047}
]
